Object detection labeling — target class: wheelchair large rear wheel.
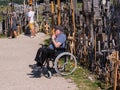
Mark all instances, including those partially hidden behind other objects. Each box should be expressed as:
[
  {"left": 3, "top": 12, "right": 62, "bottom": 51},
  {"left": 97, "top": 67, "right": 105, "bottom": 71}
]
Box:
[{"left": 54, "top": 52, "right": 77, "bottom": 76}]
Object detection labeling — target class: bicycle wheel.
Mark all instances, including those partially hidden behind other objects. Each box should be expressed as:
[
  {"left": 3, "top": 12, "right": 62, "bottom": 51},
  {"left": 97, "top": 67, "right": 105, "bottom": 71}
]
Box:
[{"left": 54, "top": 52, "right": 77, "bottom": 75}]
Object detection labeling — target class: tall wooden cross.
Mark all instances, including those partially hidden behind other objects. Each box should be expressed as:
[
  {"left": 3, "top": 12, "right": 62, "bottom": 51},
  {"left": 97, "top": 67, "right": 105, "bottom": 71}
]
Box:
[{"left": 107, "top": 51, "right": 120, "bottom": 90}]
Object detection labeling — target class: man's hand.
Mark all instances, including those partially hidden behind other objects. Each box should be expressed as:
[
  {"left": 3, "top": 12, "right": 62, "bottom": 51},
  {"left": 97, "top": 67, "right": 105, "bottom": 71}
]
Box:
[
  {"left": 52, "top": 34, "right": 61, "bottom": 48},
  {"left": 52, "top": 34, "right": 56, "bottom": 40}
]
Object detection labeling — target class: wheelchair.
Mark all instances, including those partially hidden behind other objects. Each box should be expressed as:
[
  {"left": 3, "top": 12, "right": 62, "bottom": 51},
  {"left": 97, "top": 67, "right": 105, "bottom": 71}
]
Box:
[{"left": 40, "top": 44, "right": 77, "bottom": 78}]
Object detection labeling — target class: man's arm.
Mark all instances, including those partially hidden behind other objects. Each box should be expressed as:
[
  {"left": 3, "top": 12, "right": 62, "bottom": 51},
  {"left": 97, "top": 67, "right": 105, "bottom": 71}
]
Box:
[
  {"left": 52, "top": 39, "right": 61, "bottom": 48},
  {"left": 52, "top": 34, "right": 61, "bottom": 48}
]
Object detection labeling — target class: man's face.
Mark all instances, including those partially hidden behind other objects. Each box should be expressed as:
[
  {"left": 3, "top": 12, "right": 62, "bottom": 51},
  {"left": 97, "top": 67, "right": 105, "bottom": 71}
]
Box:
[{"left": 55, "top": 29, "right": 61, "bottom": 35}]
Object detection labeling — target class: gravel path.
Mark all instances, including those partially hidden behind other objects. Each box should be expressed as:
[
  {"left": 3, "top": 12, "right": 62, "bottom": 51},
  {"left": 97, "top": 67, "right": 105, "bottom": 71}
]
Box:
[{"left": 0, "top": 33, "right": 77, "bottom": 90}]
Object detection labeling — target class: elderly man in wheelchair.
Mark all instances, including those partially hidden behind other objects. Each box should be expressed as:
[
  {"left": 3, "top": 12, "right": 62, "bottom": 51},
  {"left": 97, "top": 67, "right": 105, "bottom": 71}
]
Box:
[
  {"left": 31, "top": 26, "right": 77, "bottom": 78},
  {"left": 35, "top": 25, "right": 66, "bottom": 66}
]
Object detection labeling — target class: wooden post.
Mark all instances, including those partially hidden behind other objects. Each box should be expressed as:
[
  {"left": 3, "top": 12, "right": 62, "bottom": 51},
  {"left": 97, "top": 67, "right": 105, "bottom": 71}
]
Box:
[
  {"left": 51, "top": 1, "right": 54, "bottom": 34},
  {"left": 57, "top": 0, "right": 61, "bottom": 25},
  {"left": 114, "top": 51, "right": 119, "bottom": 90},
  {"left": 36, "top": 0, "right": 39, "bottom": 22},
  {"left": 94, "top": 30, "right": 96, "bottom": 63},
  {"left": 29, "top": 0, "right": 33, "bottom": 6},
  {"left": 51, "top": 1, "right": 54, "bottom": 14},
  {"left": 70, "top": 0, "right": 76, "bottom": 33},
  {"left": 71, "top": 0, "right": 76, "bottom": 52},
  {"left": 67, "top": 0, "right": 76, "bottom": 55},
  {"left": 23, "top": 0, "right": 26, "bottom": 13},
  {"left": 107, "top": 51, "right": 120, "bottom": 90}
]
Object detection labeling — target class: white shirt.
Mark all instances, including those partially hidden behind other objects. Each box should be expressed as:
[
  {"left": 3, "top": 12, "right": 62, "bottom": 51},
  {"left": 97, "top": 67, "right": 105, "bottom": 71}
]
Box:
[{"left": 28, "top": 11, "right": 35, "bottom": 23}]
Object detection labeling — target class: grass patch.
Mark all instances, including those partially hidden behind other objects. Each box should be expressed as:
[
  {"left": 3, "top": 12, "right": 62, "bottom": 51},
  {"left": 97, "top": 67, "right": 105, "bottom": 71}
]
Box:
[
  {"left": 64, "top": 66, "right": 106, "bottom": 90},
  {"left": 0, "top": 5, "right": 7, "bottom": 22},
  {"left": 0, "top": 34, "right": 7, "bottom": 38},
  {"left": 43, "top": 37, "right": 51, "bottom": 46},
  {"left": 77, "top": 2, "right": 82, "bottom": 9}
]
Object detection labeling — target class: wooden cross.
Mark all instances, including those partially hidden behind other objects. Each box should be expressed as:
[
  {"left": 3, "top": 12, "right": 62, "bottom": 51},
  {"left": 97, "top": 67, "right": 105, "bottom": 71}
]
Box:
[
  {"left": 44, "top": 23, "right": 50, "bottom": 35},
  {"left": 67, "top": 0, "right": 76, "bottom": 55},
  {"left": 68, "top": 33, "right": 76, "bottom": 55},
  {"left": 107, "top": 51, "right": 120, "bottom": 90}
]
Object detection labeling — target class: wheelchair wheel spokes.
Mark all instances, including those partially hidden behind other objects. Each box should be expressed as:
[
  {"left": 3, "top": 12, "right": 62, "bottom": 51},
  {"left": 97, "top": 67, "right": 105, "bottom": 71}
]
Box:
[
  {"left": 54, "top": 52, "right": 77, "bottom": 76},
  {"left": 57, "top": 58, "right": 66, "bottom": 71}
]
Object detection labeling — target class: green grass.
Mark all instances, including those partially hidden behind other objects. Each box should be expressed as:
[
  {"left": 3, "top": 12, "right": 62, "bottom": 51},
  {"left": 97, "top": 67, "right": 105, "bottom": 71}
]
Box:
[
  {"left": 0, "top": 34, "right": 7, "bottom": 38},
  {"left": 44, "top": 37, "right": 51, "bottom": 46},
  {"left": 77, "top": 2, "right": 82, "bottom": 9},
  {"left": 64, "top": 66, "right": 106, "bottom": 90},
  {"left": 0, "top": 5, "right": 7, "bottom": 22}
]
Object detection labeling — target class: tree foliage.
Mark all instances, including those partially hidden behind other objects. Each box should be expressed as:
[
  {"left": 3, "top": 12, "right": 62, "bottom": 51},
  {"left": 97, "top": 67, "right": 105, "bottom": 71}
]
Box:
[{"left": 0, "top": 0, "right": 24, "bottom": 5}]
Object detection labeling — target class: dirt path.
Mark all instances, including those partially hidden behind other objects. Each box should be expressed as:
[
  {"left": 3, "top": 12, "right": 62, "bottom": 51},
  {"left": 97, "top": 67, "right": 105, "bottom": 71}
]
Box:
[{"left": 0, "top": 33, "right": 77, "bottom": 90}]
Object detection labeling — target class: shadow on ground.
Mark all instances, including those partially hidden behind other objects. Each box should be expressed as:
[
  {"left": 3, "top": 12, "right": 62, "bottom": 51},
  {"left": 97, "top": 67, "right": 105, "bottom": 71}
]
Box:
[{"left": 27, "top": 64, "right": 57, "bottom": 79}]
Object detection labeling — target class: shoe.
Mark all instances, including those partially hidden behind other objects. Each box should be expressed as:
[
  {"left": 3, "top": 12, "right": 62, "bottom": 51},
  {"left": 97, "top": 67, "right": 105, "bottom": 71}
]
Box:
[
  {"left": 29, "top": 64, "right": 37, "bottom": 69},
  {"left": 30, "top": 36, "right": 34, "bottom": 38},
  {"left": 8, "top": 37, "right": 12, "bottom": 39},
  {"left": 34, "top": 66, "right": 41, "bottom": 71}
]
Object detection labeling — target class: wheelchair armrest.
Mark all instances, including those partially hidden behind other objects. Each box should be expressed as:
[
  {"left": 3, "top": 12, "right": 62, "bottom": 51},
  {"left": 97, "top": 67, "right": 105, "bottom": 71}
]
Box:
[
  {"left": 55, "top": 48, "right": 66, "bottom": 54},
  {"left": 40, "top": 44, "right": 48, "bottom": 48},
  {"left": 55, "top": 48, "right": 65, "bottom": 51}
]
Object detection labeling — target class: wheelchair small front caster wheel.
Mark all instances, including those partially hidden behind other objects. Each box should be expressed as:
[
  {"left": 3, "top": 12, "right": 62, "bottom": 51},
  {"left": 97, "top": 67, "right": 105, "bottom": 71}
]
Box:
[{"left": 47, "top": 71, "right": 52, "bottom": 79}]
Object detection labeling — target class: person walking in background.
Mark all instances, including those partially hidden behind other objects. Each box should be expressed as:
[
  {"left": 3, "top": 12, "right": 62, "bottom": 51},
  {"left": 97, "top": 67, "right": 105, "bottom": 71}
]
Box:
[
  {"left": 27, "top": 6, "right": 36, "bottom": 38},
  {"left": 9, "top": 12, "right": 17, "bottom": 38}
]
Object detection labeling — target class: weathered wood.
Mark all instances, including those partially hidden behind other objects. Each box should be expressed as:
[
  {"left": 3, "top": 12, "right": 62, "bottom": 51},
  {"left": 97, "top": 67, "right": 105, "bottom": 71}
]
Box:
[
  {"left": 57, "top": 0, "right": 61, "bottom": 25},
  {"left": 107, "top": 51, "right": 120, "bottom": 90},
  {"left": 114, "top": 51, "right": 119, "bottom": 90},
  {"left": 51, "top": 1, "right": 54, "bottom": 34}
]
